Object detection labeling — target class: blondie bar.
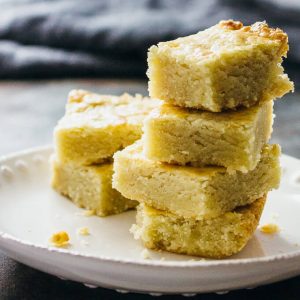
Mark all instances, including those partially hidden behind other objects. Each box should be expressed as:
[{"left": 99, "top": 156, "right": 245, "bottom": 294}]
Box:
[
  {"left": 131, "top": 196, "right": 266, "bottom": 258},
  {"left": 148, "top": 20, "right": 293, "bottom": 112},
  {"left": 113, "top": 142, "right": 280, "bottom": 219},
  {"left": 143, "top": 101, "right": 273, "bottom": 172},
  {"left": 51, "top": 158, "right": 137, "bottom": 217},
  {"left": 54, "top": 90, "right": 160, "bottom": 165}
]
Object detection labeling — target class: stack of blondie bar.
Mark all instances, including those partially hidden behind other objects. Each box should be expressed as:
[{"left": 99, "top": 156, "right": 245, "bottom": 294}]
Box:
[
  {"left": 113, "top": 20, "right": 293, "bottom": 258},
  {"left": 51, "top": 90, "right": 160, "bottom": 216}
]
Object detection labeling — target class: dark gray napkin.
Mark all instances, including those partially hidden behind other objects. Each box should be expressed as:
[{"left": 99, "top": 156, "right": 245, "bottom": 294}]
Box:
[{"left": 0, "top": 0, "right": 299, "bottom": 82}]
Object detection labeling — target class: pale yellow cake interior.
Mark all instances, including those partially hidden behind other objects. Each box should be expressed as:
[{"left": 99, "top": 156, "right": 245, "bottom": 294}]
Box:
[
  {"left": 143, "top": 101, "right": 273, "bottom": 172},
  {"left": 51, "top": 157, "right": 137, "bottom": 217}
]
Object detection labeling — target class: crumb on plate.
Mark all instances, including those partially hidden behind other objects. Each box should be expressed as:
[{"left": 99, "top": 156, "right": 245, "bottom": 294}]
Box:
[
  {"left": 83, "top": 209, "right": 96, "bottom": 217},
  {"left": 259, "top": 223, "right": 280, "bottom": 234},
  {"left": 49, "top": 231, "right": 70, "bottom": 247}
]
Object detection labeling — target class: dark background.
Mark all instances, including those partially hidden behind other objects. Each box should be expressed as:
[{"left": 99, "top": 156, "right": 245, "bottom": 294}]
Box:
[
  {"left": 0, "top": 0, "right": 300, "bottom": 299},
  {"left": 0, "top": 0, "right": 299, "bottom": 86}
]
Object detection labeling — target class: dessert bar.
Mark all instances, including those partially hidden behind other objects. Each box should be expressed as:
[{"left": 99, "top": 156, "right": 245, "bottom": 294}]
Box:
[
  {"left": 131, "top": 196, "right": 266, "bottom": 258},
  {"left": 113, "top": 142, "right": 280, "bottom": 219},
  {"left": 148, "top": 20, "right": 293, "bottom": 112},
  {"left": 143, "top": 101, "right": 273, "bottom": 172},
  {"left": 54, "top": 89, "right": 160, "bottom": 165}
]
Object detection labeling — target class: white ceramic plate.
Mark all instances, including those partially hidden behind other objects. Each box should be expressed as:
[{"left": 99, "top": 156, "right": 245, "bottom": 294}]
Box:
[{"left": 1, "top": 146, "right": 300, "bottom": 295}]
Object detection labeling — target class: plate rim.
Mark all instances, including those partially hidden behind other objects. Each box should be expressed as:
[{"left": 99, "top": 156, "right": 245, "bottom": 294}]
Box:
[{"left": 1, "top": 145, "right": 300, "bottom": 269}]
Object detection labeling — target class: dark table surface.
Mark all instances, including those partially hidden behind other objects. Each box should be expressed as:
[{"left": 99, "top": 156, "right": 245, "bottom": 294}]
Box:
[{"left": 0, "top": 80, "right": 299, "bottom": 300}]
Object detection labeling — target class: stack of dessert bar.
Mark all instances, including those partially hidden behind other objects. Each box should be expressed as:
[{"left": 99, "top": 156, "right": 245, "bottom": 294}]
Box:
[
  {"left": 113, "top": 20, "right": 293, "bottom": 258},
  {"left": 51, "top": 90, "right": 159, "bottom": 216}
]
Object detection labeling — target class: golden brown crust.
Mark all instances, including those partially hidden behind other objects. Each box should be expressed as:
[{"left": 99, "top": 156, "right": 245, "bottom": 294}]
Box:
[
  {"left": 219, "top": 20, "right": 243, "bottom": 30},
  {"left": 67, "top": 89, "right": 147, "bottom": 106},
  {"left": 68, "top": 89, "right": 91, "bottom": 103},
  {"left": 218, "top": 20, "right": 288, "bottom": 56},
  {"left": 242, "top": 21, "right": 288, "bottom": 43},
  {"left": 236, "top": 194, "right": 266, "bottom": 218},
  {"left": 219, "top": 20, "right": 287, "bottom": 42}
]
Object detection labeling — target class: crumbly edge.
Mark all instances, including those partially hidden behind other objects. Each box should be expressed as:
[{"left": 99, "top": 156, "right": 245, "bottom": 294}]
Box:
[
  {"left": 132, "top": 196, "right": 266, "bottom": 258},
  {"left": 219, "top": 20, "right": 288, "bottom": 48},
  {"left": 147, "top": 20, "right": 291, "bottom": 112}
]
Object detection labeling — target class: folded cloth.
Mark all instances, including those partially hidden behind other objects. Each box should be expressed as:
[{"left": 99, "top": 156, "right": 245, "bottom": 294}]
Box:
[
  {"left": 0, "top": 0, "right": 299, "bottom": 82},
  {"left": 0, "top": 40, "right": 143, "bottom": 78}
]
